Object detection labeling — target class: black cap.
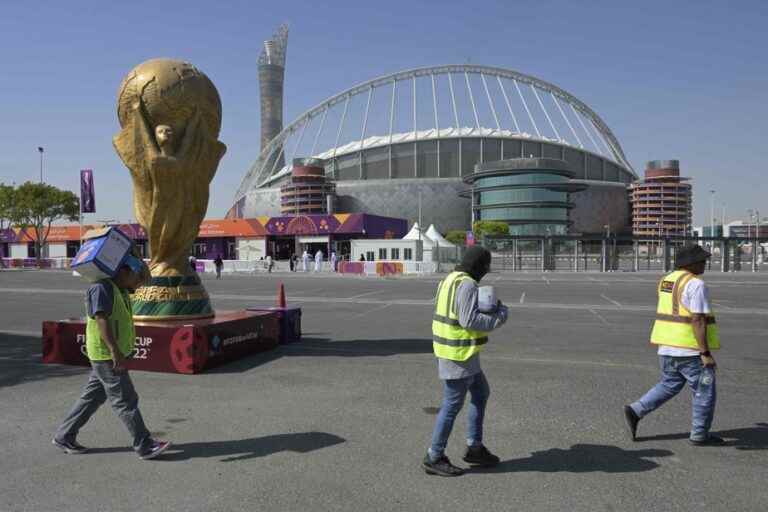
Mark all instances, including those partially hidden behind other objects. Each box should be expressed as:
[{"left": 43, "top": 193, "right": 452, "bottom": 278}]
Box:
[
  {"left": 675, "top": 244, "right": 711, "bottom": 268},
  {"left": 456, "top": 246, "right": 492, "bottom": 281}
]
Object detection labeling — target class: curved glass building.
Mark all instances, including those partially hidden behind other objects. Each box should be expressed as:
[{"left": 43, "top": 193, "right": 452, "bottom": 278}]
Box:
[{"left": 465, "top": 158, "right": 587, "bottom": 235}]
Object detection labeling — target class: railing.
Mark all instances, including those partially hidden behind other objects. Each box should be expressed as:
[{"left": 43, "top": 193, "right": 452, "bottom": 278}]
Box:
[{"left": 482, "top": 235, "right": 768, "bottom": 272}]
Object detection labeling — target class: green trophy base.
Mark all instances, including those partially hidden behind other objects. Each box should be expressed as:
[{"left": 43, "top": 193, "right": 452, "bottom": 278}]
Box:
[{"left": 131, "top": 274, "right": 213, "bottom": 320}]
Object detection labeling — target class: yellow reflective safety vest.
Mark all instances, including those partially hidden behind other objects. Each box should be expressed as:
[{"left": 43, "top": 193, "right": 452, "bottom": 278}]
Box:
[
  {"left": 650, "top": 270, "right": 720, "bottom": 350},
  {"left": 85, "top": 280, "right": 136, "bottom": 361},
  {"left": 432, "top": 271, "right": 489, "bottom": 361}
]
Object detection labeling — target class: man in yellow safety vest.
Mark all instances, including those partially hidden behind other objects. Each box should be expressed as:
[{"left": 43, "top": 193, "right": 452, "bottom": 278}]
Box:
[
  {"left": 53, "top": 255, "right": 172, "bottom": 459},
  {"left": 624, "top": 244, "right": 723, "bottom": 445},
  {"left": 423, "top": 246, "right": 509, "bottom": 476}
]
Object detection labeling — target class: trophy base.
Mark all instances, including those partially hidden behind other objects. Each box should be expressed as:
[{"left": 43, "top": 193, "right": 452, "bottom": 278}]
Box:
[{"left": 131, "top": 274, "right": 213, "bottom": 320}]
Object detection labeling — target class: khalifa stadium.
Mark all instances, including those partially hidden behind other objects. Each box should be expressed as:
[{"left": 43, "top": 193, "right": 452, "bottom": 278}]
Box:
[{"left": 228, "top": 25, "right": 637, "bottom": 236}]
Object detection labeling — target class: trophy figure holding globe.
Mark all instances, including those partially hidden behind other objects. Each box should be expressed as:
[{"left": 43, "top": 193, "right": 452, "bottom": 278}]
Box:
[
  {"left": 41, "top": 57, "right": 286, "bottom": 373},
  {"left": 113, "top": 58, "right": 227, "bottom": 319}
]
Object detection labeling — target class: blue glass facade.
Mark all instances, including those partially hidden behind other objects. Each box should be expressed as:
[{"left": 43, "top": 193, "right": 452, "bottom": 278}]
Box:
[{"left": 467, "top": 158, "right": 587, "bottom": 236}]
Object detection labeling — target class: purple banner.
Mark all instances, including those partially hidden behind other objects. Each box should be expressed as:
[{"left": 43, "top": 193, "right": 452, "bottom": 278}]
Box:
[{"left": 80, "top": 169, "right": 95, "bottom": 213}]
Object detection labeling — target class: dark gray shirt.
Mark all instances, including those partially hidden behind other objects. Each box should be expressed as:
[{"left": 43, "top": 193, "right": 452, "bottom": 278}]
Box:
[
  {"left": 437, "top": 278, "right": 508, "bottom": 380},
  {"left": 87, "top": 280, "right": 114, "bottom": 318}
]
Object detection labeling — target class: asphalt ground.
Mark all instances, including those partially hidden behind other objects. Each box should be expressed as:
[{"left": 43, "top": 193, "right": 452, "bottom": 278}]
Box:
[{"left": 1, "top": 269, "right": 767, "bottom": 512}]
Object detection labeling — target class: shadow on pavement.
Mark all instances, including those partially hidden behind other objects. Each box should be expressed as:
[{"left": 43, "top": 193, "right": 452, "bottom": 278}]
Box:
[
  {"left": 0, "top": 333, "right": 87, "bottom": 389},
  {"left": 209, "top": 336, "right": 432, "bottom": 374},
  {"left": 637, "top": 423, "right": 768, "bottom": 450},
  {"left": 472, "top": 444, "right": 673, "bottom": 474},
  {"left": 159, "top": 431, "right": 346, "bottom": 462}
]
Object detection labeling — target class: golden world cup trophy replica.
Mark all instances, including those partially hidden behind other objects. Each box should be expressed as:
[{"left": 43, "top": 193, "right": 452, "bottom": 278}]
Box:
[{"left": 113, "top": 58, "right": 226, "bottom": 319}]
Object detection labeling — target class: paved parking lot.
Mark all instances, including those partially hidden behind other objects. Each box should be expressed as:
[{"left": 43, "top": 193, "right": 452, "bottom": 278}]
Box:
[{"left": 1, "top": 270, "right": 767, "bottom": 511}]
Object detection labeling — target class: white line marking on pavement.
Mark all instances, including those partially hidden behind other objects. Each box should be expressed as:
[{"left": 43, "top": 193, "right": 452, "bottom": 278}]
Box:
[
  {"left": 353, "top": 303, "right": 392, "bottom": 317},
  {"left": 4, "top": 288, "right": 768, "bottom": 316},
  {"left": 348, "top": 290, "right": 384, "bottom": 299},
  {"left": 0, "top": 329, "right": 40, "bottom": 337},
  {"left": 588, "top": 308, "right": 610, "bottom": 325},
  {"left": 600, "top": 294, "right": 622, "bottom": 307},
  {"left": 519, "top": 292, "right": 526, "bottom": 304}
]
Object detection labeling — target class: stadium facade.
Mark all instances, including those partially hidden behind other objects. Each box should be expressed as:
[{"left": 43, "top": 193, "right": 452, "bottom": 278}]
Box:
[{"left": 229, "top": 30, "right": 636, "bottom": 235}]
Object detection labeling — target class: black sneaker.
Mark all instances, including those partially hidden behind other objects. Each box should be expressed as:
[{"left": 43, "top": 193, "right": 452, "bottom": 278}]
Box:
[
  {"left": 462, "top": 445, "right": 500, "bottom": 467},
  {"left": 139, "top": 440, "right": 171, "bottom": 460},
  {"left": 689, "top": 435, "right": 725, "bottom": 446},
  {"left": 52, "top": 437, "right": 88, "bottom": 454},
  {"left": 623, "top": 405, "right": 640, "bottom": 441},
  {"left": 422, "top": 453, "right": 464, "bottom": 476}
]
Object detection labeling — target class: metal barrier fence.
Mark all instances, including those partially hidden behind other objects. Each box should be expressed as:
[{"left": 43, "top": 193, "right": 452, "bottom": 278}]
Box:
[{"left": 482, "top": 236, "right": 768, "bottom": 272}]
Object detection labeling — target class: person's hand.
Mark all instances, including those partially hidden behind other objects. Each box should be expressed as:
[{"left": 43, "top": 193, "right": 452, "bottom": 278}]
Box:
[
  {"left": 701, "top": 354, "right": 716, "bottom": 368},
  {"left": 496, "top": 304, "right": 509, "bottom": 326},
  {"left": 112, "top": 352, "right": 127, "bottom": 373}
]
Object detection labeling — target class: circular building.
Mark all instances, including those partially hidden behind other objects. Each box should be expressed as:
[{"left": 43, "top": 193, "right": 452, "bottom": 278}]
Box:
[
  {"left": 230, "top": 65, "right": 636, "bottom": 232},
  {"left": 280, "top": 158, "right": 336, "bottom": 215},
  {"left": 464, "top": 158, "right": 587, "bottom": 235},
  {"left": 629, "top": 160, "right": 692, "bottom": 237}
]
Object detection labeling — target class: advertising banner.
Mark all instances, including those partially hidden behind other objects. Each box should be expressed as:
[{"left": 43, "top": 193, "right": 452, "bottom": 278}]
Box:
[{"left": 80, "top": 169, "right": 95, "bottom": 213}]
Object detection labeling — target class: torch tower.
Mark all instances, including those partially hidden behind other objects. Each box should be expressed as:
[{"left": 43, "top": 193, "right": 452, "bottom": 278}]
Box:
[{"left": 259, "top": 24, "right": 288, "bottom": 170}]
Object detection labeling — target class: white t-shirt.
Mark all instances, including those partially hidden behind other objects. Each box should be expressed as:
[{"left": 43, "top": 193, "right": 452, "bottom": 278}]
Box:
[{"left": 658, "top": 276, "right": 711, "bottom": 357}]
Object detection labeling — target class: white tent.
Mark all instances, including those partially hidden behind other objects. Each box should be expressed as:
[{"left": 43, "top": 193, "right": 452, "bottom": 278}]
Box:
[
  {"left": 403, "top": 222, "right": 435, "bottom": 246},
  {"left": 425, "top": 224, "right": 456, "bottom": 248}
]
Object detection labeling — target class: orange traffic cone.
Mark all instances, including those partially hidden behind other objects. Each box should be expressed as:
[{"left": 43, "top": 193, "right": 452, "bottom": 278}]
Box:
[{"left": 277, "top": 282, "right": 287, "bottom": 308}]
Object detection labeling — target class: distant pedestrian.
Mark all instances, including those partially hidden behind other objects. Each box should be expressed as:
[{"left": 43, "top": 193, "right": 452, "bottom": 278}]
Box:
[
  {"left": 331, "top": 251, "right": 338, "bottom": 272},
  {"left": 359, "top": 254, "right": 366, "bottom": 262},
  {"left": 289, "top": 253, "right": 295, "bottom": 272},
  {"left": 292, "top": 254, "right": 299, "bottom": 272},
  {"left": 314, "top": 249, "right": 323, "bottom": 272},
  {"left": 422, "top": 246, "right": 508, "bottom": 476},
  {"left": 52, "top": 256, "right": 171, "bottom": 460},
  {"left": 624, "top": 245, "right": 722, "bottom": 446},
  {"left": 189, "top": 255, "right": 197, "bottom": 273},
  {"left": 214, "top": 255, "right": 223, "bottom": 279},
  {"left": 266, "top": 254, "right": 274, "bottom": 273},
  {"left": 302, "top": 250, "right": 309, "bottom": 272}
]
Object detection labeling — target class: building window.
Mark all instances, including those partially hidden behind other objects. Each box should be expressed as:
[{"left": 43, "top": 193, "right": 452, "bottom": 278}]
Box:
[
  {"left": 366, "top": 251, "right": 375, "bottom": 262},
  {"left": 391, "top": 248, "right": 400, "bottom": 260},
  {"left": 27, "top": 242, "right": 36, "bottom": 258},
  {"left": 404, "top": 248, "right": 413, "bottom": 260},
  {"left": 379, "top": 248, "right": 387, "bottom": 260}
]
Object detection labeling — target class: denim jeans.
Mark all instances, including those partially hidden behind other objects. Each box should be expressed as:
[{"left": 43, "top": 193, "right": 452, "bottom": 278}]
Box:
[
  {"left": 630, "top": 356, "right": 716, "bottom": 441},
  {"left": 429, "top": 371, "right": 490, "bottom": 460},
  {"left": 54, "top": 361, "right": 152, "bottom": 453}
]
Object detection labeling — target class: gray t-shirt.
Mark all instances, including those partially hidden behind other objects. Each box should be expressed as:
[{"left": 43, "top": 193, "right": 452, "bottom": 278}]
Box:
[
  {"left": 437, "top": 278, "right": 508, "bottom": 380},
  {"left": 87, "top": 280, "right": 114, "bottom": 318}
]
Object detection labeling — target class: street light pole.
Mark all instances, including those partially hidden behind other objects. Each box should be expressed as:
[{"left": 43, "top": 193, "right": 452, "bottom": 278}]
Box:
[
  {"left": 709, "top": 190, "right": 716, "bottom": 242},
  {"left": 38, "top": 147, "right": 44, "bottom": 183}
]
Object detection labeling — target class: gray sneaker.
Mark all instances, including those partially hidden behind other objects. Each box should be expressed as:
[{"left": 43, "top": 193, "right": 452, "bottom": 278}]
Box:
[
  {"left": 139, "top": 440, "right": 171, "bottom": 460},
  {"left": 52, "top": 437, "right": 88, "bottom": 454}
]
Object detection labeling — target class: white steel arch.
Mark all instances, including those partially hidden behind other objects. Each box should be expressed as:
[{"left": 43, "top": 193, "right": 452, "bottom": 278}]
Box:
[{"left": 235, "top": 64, "right": 634, "bottom": 200}]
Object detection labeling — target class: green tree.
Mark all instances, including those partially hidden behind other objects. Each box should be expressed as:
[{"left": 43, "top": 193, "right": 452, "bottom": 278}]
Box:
[
  {"left": 445, "top": 230, "right": 467, "bottom": 246},
  {"left": 10, "top": 182, "right": 79, "bottom": 266},
  {"left": 0, "top": 183, "right": 14, "bottom": 231},
  {"left": 472, "top": 220, "right": 509, "bottom": 239}
]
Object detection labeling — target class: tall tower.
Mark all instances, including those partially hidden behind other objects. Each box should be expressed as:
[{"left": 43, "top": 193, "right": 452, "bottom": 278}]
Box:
[{"left": 258, "top": 24, "right": 288, "bottom": 160}]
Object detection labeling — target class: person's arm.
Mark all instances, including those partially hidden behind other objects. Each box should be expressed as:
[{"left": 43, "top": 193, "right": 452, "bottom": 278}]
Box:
[
  {"left": 94, "top": 313, "right": 126, "bottom": 371},
  {"left": 691, "top": 314, "right": 714, "bottom": 367},
  {"left": 455, "top": 280, "right": 507, "bottom": 332},
  {"left": 686, "top": 280, "right": 716, "bottom": 368}
]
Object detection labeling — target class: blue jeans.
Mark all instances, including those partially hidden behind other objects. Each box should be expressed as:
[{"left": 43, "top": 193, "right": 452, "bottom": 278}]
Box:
[
  {"left": 630, "top": 356, "right": 716, "bottom": 441},
  {"left": 429, "top": 372, "right": 490, "bottom": 459}
]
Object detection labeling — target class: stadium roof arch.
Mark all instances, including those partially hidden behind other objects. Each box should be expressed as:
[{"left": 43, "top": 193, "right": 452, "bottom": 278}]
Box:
[{"left": 235, "top": 64, "right": 635, "bottom": 201}]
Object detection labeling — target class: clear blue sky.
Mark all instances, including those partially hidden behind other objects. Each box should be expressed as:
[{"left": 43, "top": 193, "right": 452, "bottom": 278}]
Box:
[{"left": 1, "top": 0, "right": 765, "bottom": 226}]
